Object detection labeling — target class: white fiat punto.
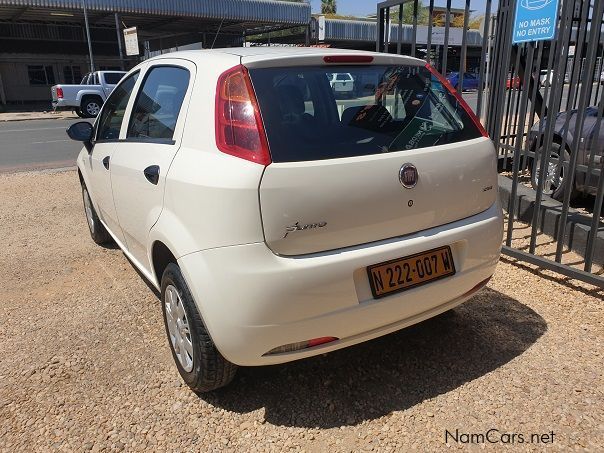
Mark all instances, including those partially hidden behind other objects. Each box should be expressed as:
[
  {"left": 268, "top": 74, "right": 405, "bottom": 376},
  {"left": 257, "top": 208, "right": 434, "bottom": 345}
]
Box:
[{"left": 68, "top": 48, "right": 503, "bottom": 393}]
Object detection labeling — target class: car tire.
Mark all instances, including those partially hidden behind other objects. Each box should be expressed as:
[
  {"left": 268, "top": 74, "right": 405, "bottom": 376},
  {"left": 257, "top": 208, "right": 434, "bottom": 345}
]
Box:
[
  {"left": 75, "top": 108, "right": 86, "bottom": 118},
  {"left": 530, "top": 142, "right": 578, "bottom": 201},
  {"left": 81, "top": 183, "right": 112, "bottom": 245},
  {"left": 81, "top": 96, "right": 103, "bottom": 118},
  {"left": 161, "top": 263, "right": 237, "bottom": 393}
]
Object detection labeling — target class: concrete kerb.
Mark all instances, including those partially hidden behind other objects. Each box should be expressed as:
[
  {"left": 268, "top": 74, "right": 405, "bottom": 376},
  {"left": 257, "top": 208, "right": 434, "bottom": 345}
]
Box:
[
  {"left": 0, "top": 112, "right": 78, "bottom": 122},
  {"left": 498, "top": 175, "right": 604, "bottom": 267}
]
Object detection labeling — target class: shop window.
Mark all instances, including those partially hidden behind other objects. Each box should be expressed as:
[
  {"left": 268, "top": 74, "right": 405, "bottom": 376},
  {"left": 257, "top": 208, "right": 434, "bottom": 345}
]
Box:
[
  {"left": 63, "top": 66, "right": 82, "bottom": 85},
  {"left": 28, "top": 65, "right": 55, "bottom": 85}
]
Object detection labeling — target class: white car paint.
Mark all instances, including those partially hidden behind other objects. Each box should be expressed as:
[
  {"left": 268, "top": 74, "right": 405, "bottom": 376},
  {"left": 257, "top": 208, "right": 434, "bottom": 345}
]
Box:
[{"left": 77, "top": 47, "right": 503, "bottom": 367}]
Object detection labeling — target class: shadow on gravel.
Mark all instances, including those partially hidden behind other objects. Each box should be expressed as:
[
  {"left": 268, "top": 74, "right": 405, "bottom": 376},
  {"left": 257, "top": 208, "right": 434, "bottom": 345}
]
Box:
[{"left": 204, "top": 288, "right": 547, "bottom": 428}]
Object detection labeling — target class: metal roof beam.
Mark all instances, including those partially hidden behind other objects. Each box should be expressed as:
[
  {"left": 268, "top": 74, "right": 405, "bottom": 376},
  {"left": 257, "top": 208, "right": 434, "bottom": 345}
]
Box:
[
  {"left": 89, "top": 12, "right": 112, "bottom": 24},
  {"left": 0, "top": 0, "right": 311, "bottom": 26},
  {"left": 10, "top": 6, "right": 27, "bottom": 20},
  {"left": 140, "top": 17, "right": 180, "bottom": 31}
]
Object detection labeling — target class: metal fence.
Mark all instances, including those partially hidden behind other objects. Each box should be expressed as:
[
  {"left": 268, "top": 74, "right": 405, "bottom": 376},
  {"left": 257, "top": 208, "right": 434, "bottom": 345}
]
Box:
[{"left": 376, "top": 0, "right": 603, "bottom": 287}]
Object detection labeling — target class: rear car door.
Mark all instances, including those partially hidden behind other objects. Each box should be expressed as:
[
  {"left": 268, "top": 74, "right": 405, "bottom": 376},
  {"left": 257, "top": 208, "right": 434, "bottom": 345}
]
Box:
[
  {"left": 83, "top": 70, "right": 140, "bottom": 244},
  {"left": 110, "top": 60, "right": 194, "bottom": 273}
]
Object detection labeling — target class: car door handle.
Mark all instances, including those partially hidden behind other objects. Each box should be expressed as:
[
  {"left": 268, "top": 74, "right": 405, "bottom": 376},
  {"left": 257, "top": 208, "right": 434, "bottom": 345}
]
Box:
[
  {"left": 143, "top": 165, "right": 160, "bottom": 185},
  {"left": 102, "top": 156, "right": 110, "bottom": 170}
]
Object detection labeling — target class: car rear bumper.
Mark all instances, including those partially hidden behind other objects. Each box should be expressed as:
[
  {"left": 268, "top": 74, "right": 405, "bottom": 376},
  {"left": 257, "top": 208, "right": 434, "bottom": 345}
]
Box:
[
  {"left": 52, "top": 99, "right": 74, "bottom": 109},
  {"left": 178, "top": 200, "right": 503, "bottom": 366}
]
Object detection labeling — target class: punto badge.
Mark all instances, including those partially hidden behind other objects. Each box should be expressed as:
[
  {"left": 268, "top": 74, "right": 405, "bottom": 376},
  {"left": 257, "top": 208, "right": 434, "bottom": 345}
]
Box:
[{"left": 399, "top": 163, "right": 418, "bottom": 189}]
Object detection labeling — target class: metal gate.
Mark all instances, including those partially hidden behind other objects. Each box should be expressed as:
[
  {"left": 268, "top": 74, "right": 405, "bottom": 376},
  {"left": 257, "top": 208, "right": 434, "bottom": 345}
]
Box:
[{"left": 376, "top": 0, "right": 604, "bottom": 287}]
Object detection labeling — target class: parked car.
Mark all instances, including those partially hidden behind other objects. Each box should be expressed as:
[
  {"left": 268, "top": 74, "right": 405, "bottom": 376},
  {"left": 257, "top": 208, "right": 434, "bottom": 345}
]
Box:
[
  {"left": 528, "top": 106, "right": 604, "bottom": 200},
  {"left": 506, "top": 75, "right": 521, "bottom": 89},
  {"left": 67, "top": 48, "right": 502, "bottom": 393},
  {"left": 539, "top": 69, "right": 554, "bottom": 87},
  {"left": 328, "top": 72, "right": 355, "bottom": 97},
  {"left": 446, "top": 72, "right": 480, "bottom": 91},
  {"left": 52, "top": 70, "right": 126, "bottom": 118}
]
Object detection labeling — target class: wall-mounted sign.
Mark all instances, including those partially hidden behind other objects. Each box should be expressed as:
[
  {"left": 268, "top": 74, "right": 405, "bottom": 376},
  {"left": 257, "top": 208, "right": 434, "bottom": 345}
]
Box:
[
  {"left": 512, "top": 0, "right": 559, "bottom": 44},
  {"left": 318, "top": 15, "right": 326, "bottom": 41},
  {"left": 123, "top": 27, "right": 140, "bottom": 56},
  {"left": 416, "top": 27, "right": 463, "bottom": 46}
]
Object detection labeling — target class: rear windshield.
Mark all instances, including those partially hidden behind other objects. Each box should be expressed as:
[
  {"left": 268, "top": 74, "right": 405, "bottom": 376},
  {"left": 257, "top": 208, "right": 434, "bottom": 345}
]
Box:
[
  {"left": 249, "top": 64, "right": 482, "bottom": 163},
  {"left": 104, "top": 73, "right": 124, "bottom": 85}
]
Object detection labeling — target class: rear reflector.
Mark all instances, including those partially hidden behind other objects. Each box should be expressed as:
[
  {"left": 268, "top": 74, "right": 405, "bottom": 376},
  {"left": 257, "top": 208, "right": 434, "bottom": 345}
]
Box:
[
  {"left": 264, "top": 336, "right": 338, "bottom": 355},
  {"left": 462, "top": 276, "right": 492, "bottom": 298},
  {"left": 323, "top": 55, "right": 374, "bottom": 64},
  {"left": 215, "top": 65, "right": 271, "bottom": 166},
  {"left": 424, "top": 63, "right": 489, "bottom": 138},
  {"left": 56, "top": 87, "right": 64, "bottom": 99}
]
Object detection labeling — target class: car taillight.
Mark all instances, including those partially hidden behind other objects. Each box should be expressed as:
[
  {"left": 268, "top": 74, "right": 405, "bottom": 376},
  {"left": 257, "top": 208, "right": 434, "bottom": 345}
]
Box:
[
  {"left": 425, "top": 63, "right": 489, "bottom": 138},
  {"left": 215, "top": 65, "right": 271, "bottom": 166},
  {"left": 56, "top": 87, "right": 64, "bottom": 99}
]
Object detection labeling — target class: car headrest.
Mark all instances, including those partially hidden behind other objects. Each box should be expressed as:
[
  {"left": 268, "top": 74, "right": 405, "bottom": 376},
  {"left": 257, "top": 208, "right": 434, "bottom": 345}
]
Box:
[{"left": 275, "top": 84, "right": 305, "bottom": 118}]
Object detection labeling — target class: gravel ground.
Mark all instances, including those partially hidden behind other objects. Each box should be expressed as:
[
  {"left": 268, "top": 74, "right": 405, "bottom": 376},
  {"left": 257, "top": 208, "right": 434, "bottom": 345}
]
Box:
[{"left": 0, "top": 170, "right": 602, "bottom": 452}]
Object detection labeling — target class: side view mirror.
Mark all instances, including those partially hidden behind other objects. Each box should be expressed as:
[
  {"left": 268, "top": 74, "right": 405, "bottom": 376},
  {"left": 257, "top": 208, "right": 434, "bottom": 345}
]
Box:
[{"left": 66, "top": 121, "right": 93, "bottom": 152}]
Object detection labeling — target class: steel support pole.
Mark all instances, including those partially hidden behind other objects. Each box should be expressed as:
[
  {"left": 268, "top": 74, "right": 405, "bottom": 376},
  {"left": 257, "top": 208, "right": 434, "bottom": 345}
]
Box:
[
  {"left": 442, "top": 0, "right": 451, "bottom": 74},
  {"left": 397, "top": 4, "right": 403, "bottom": 55},
  {"left": 457, "top": 0, "right": 470, "bottom": 95},
  {"left": 82, "top": 0, "right": 95, "bottom": 73},
  {"left": 114, "top": 13, "right": 125, "bottom": 70},
  {"left": 426, "top": 0, "right": 434, "bottom": 63},
  {"left": 476, "top": 0, "right": 492, "bottom": 119},
  {"left": 411, "top": 0, "right": 418, "bottom": 58}
]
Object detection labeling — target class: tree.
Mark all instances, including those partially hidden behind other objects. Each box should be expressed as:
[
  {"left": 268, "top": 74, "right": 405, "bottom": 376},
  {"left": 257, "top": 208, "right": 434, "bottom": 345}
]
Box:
[
  {"left": 468, "top": 15, "right": 484, "bottom": 30},
  {"left": 390, "top": 1, "right": 429, "bottom": 26},
  {"left": 452, "top": 13, "right": 484, "bottom": 29},
  {"left": 321, "top": 0, "right": 336, "bottom": 15}
]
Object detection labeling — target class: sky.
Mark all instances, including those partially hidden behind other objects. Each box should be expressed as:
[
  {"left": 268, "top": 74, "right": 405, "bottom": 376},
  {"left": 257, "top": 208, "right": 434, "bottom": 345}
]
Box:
[{"left": 308, "top": 0, "right": 498, "bottom": 18}]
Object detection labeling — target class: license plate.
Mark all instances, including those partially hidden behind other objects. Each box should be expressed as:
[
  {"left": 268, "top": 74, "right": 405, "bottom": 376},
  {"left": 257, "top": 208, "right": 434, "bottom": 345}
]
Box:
[{"left": 367, "top": 246, "right": 456, "bottom": 298}]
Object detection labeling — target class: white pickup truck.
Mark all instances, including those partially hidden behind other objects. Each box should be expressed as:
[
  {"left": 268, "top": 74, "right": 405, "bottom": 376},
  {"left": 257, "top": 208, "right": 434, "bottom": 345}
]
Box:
[{"left": 51, "top": 71, "right": 126, "bottom": 118}]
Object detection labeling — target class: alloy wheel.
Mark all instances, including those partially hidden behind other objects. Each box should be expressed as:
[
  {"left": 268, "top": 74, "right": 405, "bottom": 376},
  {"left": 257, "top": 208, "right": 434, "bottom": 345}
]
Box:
[
  {"left": 165, "top": 284, "right": 194, "bottom": 372},
  {"left": 533, "top": 150, "right": 563, "bottom": 195},
  {"left": 86, "top": 102, "right": 100, "bottom": 116},
  {"left": 82, "top": 188, "right": 95, "bottom": 232}
]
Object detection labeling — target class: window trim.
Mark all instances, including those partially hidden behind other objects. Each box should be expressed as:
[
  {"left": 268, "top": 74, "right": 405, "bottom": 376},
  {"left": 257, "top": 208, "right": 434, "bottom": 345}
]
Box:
[
  {"left": 27, "top": 65, "right": 55, "bottom": 86},
  {"left": 125, "top": 64, "right": 191, "bottom": 146},
  {"left": 94, "top": 70, "right": 141, "bottom": 144},
  {"left": 93, "top": 137, "right": 176, "bottom": 145}
]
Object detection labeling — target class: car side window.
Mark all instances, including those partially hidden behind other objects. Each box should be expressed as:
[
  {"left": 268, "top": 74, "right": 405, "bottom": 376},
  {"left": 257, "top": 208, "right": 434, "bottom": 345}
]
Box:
[
  {"left": 127, "top": 66, "right": 190, "bottom": 142},
  {"left": 95, "top": 72, "right": 139, "bottom": 142}
]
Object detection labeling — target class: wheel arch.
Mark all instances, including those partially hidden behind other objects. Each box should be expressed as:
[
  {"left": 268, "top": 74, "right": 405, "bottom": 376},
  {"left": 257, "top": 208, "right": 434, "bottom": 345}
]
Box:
[
  {"left": 151, "top": 240, "right": 178, "bottom": 286},
  {"left": 76, "top": 90, "right": 102, "bottom": 104},
  {"left": 80, "top": 94, "right": 104, "bottom": 107},
  {"left": 533, "top": 132, "right": 573, "bottom": 152}
]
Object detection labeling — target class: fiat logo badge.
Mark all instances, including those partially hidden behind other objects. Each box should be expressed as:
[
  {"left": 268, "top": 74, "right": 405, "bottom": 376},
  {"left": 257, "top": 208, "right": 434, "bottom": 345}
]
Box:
[{"left": 399, "top": 163, "right": 418, "bottom": 189}]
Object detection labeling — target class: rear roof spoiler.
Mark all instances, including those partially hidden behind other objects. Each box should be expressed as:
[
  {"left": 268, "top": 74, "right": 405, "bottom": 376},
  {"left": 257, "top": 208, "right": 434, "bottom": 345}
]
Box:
[{"left": 242, "top": 53, "right": 425, "bottom": 69}]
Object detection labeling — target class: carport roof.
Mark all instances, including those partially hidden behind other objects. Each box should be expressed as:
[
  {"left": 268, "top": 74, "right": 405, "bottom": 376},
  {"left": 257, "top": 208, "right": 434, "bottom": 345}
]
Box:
[{"left": 0, "top": 0, "right": 311, "bottom": 35}]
